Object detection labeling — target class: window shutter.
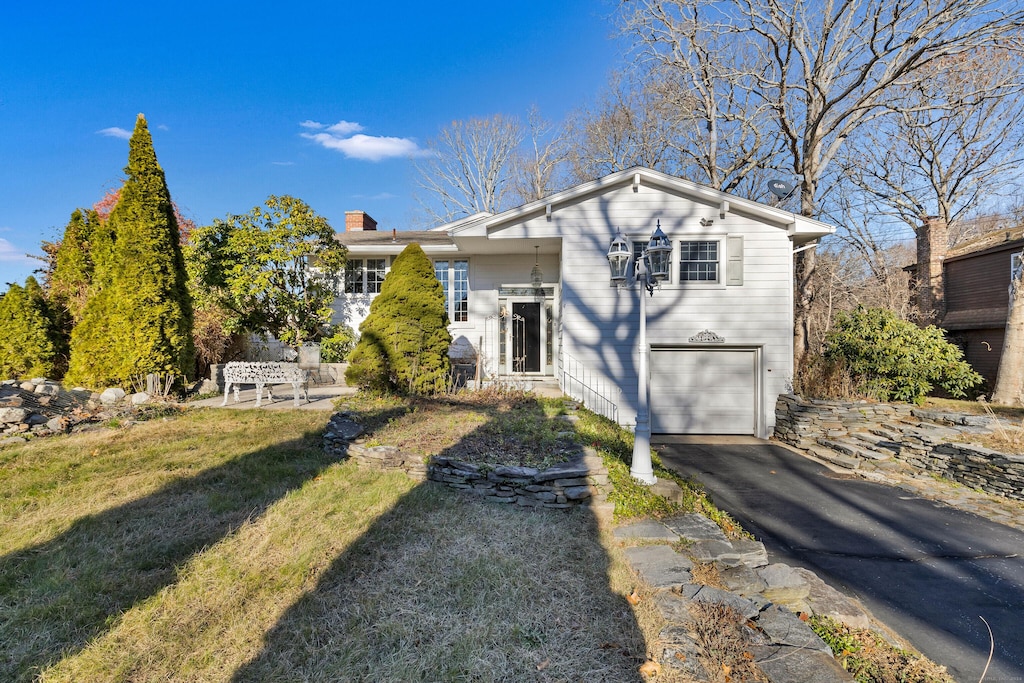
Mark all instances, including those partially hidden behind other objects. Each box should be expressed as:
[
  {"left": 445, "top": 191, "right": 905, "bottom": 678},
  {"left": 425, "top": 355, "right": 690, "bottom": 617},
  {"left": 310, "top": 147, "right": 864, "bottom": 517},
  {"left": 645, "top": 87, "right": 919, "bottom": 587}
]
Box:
[{"left": 726, "top": 236, "right": 743, "bottom": 286}]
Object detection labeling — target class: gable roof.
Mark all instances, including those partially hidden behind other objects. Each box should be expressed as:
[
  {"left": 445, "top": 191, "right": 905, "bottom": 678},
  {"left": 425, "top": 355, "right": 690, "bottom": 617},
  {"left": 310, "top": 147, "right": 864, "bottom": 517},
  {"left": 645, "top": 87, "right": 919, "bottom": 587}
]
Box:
[
  {"left": 945, "top": 225, "right": 1024, "bottom": 263},
  {"left": 440, "top": 167, "right": 834, "bottom": 244}
]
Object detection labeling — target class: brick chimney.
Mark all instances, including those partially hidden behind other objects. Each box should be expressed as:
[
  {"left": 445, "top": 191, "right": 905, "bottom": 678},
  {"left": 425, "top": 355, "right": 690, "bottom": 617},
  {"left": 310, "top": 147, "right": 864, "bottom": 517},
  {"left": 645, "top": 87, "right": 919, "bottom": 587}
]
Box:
[
  {"left": 345, "top": 211, "right": 377, "bottom": 232},
  {"left": 915, "top": 215, "right": 948, "bottom": 322}
]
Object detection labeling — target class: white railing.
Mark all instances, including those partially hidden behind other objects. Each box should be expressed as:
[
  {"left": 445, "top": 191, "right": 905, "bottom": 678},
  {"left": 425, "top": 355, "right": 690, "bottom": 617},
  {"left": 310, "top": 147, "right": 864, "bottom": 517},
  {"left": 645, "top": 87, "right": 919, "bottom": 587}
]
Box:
[{"left": 560, "top": 353, "right": 620, "bottom": 423}]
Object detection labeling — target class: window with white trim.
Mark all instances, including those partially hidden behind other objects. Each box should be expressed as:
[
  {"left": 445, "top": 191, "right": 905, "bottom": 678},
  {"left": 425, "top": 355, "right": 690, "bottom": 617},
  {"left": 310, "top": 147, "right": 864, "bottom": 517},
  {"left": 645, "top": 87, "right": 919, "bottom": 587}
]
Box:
[
  {"left": 435, "top": 259, "right": 469, "bottom": 322},
  {"left": 344, "top": 258, "right": 387, "bottom": 294},
  {"left": 679, "top": 241, "right": 719, "bottom": 282}
]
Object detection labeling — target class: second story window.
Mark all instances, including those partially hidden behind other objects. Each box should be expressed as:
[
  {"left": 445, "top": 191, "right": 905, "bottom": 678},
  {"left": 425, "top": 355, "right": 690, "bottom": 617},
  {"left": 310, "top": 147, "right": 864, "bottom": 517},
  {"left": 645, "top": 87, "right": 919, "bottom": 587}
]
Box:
[{"left": 679, "top": 241, "right": 719, "bottom": 282}]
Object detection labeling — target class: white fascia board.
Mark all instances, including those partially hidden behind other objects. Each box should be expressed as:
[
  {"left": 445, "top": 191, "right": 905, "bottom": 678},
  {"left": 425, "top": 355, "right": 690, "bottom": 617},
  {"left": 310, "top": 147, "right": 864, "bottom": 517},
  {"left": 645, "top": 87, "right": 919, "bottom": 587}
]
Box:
[
  {"left": 787, "top": 216, "right": 836, "bottom": 244},
  {"left": 470, "top": 166, "right": 836, "bottom": 239},
  {"left": 345, "top": 244, "right": 459, "bottom": 255},
  {"left": 436, "top": 212, "right": 495, "bottom": 236}
]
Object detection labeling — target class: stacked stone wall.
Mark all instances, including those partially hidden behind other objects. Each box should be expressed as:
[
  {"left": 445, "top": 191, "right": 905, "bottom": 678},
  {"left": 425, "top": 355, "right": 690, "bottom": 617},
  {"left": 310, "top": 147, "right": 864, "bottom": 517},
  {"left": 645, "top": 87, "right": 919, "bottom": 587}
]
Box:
[
  {"left": 322, "top": 411, "right": 610, "bottom": 510},
  {"left": 427, "top": 453, "right": 609, "bottom": 509},
  {"left": 774, "top": 394, "right": 1024, "bottom": 501}
]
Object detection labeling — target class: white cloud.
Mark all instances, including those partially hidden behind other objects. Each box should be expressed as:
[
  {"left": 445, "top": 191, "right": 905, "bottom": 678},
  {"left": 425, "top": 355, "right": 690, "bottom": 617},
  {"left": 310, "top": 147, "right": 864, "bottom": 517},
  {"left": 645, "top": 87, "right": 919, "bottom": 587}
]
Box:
[
  {"left": 326, "top": 120, "right": 364, "bottom": 135},
  {"left": 353, "top": 192, "right": 397, "bottom": 200},
  {"left": 300, "top": 120, "right": 324, "bottom": 129},
  {"left": 0, "top": 238, "right": 36, "bottom": 264},
  {"left": 272, "top": 161, "right": 296, "bottom": 166},
  {"left": 97, "top": 127, "right": 131, "bottom": 140},
  {"left": 157, "top": 124, "right": 170, "bottom": 131},
  {"left": 302, "top": 128, "right": 424, "bottom": 162}
]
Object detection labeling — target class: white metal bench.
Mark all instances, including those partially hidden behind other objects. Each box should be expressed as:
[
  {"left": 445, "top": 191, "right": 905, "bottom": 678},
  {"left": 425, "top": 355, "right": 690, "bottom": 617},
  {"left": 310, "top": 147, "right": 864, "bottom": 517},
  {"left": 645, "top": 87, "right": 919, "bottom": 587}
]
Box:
[{"left": 221, "top": 362, "right": 308, "bottom": 407}]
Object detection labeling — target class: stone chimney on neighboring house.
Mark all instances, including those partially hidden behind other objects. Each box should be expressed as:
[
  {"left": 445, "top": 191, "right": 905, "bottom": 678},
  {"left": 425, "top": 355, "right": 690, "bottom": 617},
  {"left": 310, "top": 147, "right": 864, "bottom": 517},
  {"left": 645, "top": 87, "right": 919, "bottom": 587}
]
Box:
[
  {"left": 915, "top": 215, "right": 948, "bottom": 322},
  {"left": 345, "top": 211, "right": 377, "bottom": 232}
]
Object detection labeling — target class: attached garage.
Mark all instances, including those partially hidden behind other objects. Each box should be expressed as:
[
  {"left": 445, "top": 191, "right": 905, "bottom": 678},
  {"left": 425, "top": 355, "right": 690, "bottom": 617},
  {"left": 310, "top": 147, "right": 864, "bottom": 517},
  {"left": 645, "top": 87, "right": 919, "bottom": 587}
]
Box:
[{"left": 649, "top": 348, "right": 760, "bottom": 435}]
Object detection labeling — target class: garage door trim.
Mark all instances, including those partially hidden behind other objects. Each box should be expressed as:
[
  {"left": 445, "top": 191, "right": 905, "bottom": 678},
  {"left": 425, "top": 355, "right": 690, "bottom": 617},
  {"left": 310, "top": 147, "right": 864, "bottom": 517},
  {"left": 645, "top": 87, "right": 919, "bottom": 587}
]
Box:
[{"left": 649, "top": 344, "right": 762, "bottom": 436}]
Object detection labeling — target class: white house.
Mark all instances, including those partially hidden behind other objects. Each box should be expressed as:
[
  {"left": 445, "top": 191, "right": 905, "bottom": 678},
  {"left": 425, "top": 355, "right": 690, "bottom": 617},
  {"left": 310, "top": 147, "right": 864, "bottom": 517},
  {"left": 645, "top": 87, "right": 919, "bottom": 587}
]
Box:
[{"left": 333, "top": 167, "right": 834, "bottom": 438}]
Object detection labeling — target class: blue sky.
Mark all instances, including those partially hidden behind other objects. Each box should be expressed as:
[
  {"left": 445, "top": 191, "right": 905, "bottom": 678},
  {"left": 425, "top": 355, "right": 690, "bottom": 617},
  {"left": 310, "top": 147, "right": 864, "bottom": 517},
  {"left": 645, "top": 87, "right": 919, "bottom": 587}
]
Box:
[{"left": 1, "top": 0, "right": 626, "bottom": 287}]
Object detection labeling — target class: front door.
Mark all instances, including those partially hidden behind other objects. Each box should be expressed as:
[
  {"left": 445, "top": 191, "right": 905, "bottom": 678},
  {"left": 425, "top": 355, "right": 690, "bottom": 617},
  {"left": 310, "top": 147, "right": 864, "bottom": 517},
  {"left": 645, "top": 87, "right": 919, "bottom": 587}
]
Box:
[{"left": 512, "top": 302, "right": 541, "bottom": 373}]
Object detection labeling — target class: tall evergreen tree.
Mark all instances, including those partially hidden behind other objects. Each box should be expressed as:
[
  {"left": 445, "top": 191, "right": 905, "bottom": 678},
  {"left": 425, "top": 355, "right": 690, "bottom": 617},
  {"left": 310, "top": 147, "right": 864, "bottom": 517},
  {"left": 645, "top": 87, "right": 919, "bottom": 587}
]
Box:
[
  {"left": 345, "top": 243, "right": 451, "bottom": 394},
  {"left": 0, "top": 277, "right": 61, "bottom": 380},
  {"left": 50, "top": 208, "right": 99, "bottom": 322},
  {"left": 66, "top": 114, "right": 194, "bottom": 388}
]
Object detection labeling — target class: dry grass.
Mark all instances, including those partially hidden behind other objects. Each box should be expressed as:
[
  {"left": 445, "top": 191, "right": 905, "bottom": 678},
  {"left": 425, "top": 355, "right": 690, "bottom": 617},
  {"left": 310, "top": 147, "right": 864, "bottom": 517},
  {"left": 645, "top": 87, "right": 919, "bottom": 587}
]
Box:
[
  {"left": 688, "top": 562, "right": 726, "bottom": 590},
  {"left": 810, "top": 616, "right": 955, "bottom": 683},
  {"left": 922, "top": 396, "right": 1024, "bottom": 420},
  {"left": 341, "top": 390, "right": 581, "bottom": 469},
  {"left": 1, "top": 405, "right": 653, "bottom": 682},
  {"left": 688, "top": 602, "right": 768, "bottom": 683},
  {"left": 793, "top": 354, "right": 870, "bottom": 401}
]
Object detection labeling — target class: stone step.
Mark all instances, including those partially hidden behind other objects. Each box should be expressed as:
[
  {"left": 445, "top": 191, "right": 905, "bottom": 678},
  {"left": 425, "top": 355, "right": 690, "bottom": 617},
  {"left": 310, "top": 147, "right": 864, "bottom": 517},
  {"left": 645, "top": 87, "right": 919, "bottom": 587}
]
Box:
[
  {"left": 818, "top": 437, "right": 892, "bottom": 461},
  {"left": 848, "top": 430, "right": 901, "bottom": 456},
  {"left": 807, "top": 445, "right": 861, "bottom": 470}
]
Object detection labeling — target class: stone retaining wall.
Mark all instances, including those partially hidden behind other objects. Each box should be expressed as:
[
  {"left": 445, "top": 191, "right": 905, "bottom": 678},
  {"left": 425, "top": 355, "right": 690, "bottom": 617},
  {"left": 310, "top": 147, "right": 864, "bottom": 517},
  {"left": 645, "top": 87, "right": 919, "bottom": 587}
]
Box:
[
  {"left": 0, "top": 378, "right": 144, "bottom": 445},
  {"left": 322, "top": 411, "right": 611, "bottom": 510},
  {"left": 774, "top": 394, "right": 1024, "bottom": 501},
  {"left": 427, "top": 451, "right": 609, "bottom": 509}
]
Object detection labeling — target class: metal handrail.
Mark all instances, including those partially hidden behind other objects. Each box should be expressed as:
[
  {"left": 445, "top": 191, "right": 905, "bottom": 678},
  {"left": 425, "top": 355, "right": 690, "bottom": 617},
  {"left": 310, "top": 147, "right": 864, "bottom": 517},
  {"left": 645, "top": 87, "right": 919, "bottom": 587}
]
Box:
[{"left": 559, "top": 353, "right": 619, "bottom": 422}]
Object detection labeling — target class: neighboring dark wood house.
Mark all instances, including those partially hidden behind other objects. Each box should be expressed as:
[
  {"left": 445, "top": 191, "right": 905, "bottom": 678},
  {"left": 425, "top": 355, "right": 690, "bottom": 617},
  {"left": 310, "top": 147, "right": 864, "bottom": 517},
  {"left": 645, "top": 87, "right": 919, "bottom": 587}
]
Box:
[{"left": 938, "top": 227, "right": 1024, "bottom": 389}]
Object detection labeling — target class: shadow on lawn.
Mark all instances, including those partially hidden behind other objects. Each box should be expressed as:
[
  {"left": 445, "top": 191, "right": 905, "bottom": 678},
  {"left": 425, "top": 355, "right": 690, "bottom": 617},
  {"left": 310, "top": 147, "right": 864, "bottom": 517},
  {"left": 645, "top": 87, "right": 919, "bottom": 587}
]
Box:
[
  {"left": 0, "top": 426, "right": 338, "bottom": 682},
  {"left": 232, "top": 397, "right": 648, "bottom": 683}
]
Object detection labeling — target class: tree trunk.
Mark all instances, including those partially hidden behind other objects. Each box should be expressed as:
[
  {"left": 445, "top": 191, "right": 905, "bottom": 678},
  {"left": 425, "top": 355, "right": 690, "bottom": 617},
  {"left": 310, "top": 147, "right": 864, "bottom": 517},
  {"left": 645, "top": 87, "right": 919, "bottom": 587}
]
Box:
[
  {"left": 992, "top": 252, "right": 1024, "bottom": 405},
  {"left": 793, "top": 248, "right": 816, "bottom": 371},
  {"left": 793, "top": 184, "right": 819, "bottom": 373}
]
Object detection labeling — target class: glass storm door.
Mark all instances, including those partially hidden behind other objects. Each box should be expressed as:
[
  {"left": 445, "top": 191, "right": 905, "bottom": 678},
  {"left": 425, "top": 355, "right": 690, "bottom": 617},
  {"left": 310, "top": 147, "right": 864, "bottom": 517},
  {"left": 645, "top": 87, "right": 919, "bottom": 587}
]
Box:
[{"left": 512, "top": 302, "right": 542, "bottom": 373}]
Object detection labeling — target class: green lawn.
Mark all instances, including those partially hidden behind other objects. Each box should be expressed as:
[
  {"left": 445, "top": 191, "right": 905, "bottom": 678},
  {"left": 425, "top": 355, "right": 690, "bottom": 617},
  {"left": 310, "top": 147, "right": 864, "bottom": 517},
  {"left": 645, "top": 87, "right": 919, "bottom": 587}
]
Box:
[{"left": 0, "top": 408, "right": 650, "bottom": 682}]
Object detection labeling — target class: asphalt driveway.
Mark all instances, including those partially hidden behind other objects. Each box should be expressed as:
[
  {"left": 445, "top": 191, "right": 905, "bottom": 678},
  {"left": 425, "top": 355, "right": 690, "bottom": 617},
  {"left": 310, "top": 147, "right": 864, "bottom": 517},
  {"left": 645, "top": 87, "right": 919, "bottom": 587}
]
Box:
[{"left": 654, "top": 436, "right": 1024, "bottom": 683}]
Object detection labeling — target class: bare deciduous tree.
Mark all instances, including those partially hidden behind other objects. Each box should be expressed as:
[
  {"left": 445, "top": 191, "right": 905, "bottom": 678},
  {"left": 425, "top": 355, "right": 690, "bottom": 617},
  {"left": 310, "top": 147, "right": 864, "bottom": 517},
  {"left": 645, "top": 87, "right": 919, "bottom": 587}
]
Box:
[
  {"left": 510, "top": 106, "right": 568, "bottom": 204},
  {"left": 563, "top": 71, "right": 686, "bottom": 184},
  {"left": 624, "top": 0, "right": 1024, "bottom": 367},
  {"left": 415, "top": 114, "right": 525, "bottom": 224},
  {"left": 840, "top": 49, "right": 1024, "bottom": 246}
]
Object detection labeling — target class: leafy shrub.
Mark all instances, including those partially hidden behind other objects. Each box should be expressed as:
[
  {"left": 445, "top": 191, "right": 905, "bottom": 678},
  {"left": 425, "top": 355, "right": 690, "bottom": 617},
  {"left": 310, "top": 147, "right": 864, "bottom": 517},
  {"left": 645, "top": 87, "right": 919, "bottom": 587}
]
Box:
[
  {"left": 823, "top": 307, "right": 982, "bottom": 404},
  {"left": 319, "top": 326, "right": 357, "bottom": 363}
]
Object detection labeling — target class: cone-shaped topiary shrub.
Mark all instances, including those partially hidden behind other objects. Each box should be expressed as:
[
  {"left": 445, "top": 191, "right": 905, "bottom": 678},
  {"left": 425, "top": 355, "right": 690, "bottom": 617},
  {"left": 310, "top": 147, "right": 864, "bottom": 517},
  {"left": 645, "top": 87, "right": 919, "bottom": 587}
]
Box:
[
  {"left": 345, "top": 243, "right": 451, "bottom": 394},
  {"left": 66, "top": 114, "right": 194, "bottom": 388}
]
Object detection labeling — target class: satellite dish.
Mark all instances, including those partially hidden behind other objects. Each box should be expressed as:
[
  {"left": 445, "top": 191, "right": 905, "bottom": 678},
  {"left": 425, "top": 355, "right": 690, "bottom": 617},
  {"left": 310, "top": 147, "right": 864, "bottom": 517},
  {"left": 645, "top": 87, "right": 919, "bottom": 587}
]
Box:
[{"left": 768, "top": 179, "right": 795, "bottom": 200}]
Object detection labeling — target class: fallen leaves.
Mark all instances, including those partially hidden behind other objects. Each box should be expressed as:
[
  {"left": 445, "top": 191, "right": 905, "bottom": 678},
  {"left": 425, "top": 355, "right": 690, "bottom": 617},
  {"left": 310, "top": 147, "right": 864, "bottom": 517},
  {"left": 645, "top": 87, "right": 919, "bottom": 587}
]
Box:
[{"left": 639, "top": 660, "right": 662, "bottom": 677}]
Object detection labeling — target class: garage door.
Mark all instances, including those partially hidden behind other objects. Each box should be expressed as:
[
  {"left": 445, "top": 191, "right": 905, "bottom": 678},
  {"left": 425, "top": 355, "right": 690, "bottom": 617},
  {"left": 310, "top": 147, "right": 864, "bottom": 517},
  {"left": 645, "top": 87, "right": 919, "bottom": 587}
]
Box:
[{"left": 650, "top": 349, "right": 758, "bottom": 434}]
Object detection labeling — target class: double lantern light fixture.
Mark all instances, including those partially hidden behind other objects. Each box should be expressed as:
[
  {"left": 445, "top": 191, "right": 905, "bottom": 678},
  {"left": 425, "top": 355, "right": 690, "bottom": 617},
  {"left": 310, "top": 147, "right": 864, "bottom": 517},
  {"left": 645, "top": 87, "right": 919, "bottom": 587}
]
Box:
[{"left": 606, "top": 220, "right": 671, "bottom": 485}]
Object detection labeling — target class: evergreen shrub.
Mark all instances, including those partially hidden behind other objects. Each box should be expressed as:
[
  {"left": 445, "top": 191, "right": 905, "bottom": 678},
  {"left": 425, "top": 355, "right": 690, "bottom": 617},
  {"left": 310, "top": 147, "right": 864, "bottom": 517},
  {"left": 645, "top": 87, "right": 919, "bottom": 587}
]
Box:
[
  {"left": 345, "top": 243, "right": 451, "bottom": 394},
  {"left": 0, "top": 277, "right": 62, "bottom": 380},
  {"left": 66, "top": 114, "right": 194, "bottom": 389}
]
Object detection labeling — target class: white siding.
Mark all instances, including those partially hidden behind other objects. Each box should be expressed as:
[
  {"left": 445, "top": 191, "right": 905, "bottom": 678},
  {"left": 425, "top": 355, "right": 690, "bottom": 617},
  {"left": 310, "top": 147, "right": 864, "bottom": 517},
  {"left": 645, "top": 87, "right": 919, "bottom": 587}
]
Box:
[
  {"left": 533, "top": 183, "right": 793, "bottom": 437},
  {"left": 332, "top": 176, "right": 801, "bottom": 436},
  {"left": 332, "top": 253, "right": 558, "bottom": 376}
]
